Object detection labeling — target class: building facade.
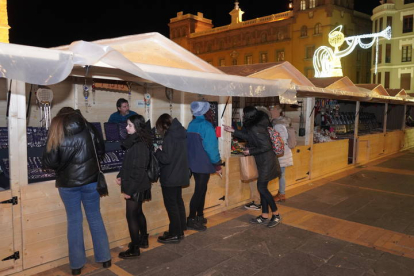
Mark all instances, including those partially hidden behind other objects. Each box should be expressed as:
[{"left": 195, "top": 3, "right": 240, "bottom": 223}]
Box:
[
  {"left": 0, "top": 0, "right": 9, "bottom": 43},
  {"left": 372, "top": 0, "right": 414, "bottom": 92},
  {"left": 169, "top": 0, "right": 372, "bottom": 83}
]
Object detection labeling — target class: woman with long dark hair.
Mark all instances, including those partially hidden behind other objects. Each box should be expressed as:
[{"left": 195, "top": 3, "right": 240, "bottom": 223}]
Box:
[
  {"left": 116, "top": 114, "right": 152, "bottom": 258},
  {"left": 224, "top": 106, "right": 282, "bottom": 227},
  {"left": 42, "top": 107, "right": 111, "bottom": 275},
  {"left": 155, "top": 114, "right": 188, "bottom": 243}
]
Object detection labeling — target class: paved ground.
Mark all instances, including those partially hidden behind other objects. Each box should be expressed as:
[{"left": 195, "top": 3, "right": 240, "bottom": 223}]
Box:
[{"left": 36, "top": 150, "right": 414, "bottom": 276}]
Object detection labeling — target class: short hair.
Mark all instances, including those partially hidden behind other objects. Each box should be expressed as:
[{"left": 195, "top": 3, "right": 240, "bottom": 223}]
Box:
[{"left": 116, "top": 98, "right": 129, "bottom": 110}]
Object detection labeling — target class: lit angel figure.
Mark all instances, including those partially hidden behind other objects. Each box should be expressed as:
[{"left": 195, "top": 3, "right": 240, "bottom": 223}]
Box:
[{"left": 313, "top": 25, "right": 391, "bottom": 78}]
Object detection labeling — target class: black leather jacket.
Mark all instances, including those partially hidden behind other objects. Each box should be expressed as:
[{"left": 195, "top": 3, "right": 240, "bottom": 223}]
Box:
[{"left": 42, "top": 113, "right": 105, "bottom": 188}]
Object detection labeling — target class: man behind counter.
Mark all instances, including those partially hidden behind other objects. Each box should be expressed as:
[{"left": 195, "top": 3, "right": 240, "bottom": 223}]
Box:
[{"left": 108, "top": 98, "right": 138, "bottom": 123}]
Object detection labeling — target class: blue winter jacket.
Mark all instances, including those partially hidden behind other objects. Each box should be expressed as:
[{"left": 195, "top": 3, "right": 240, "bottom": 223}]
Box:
[{"left": 187, "top": 116, "right": 221, "bottom": 164}]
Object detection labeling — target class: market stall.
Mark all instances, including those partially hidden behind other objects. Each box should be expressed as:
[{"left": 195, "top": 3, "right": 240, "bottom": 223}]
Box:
[{"left": 0, "top": 33, "right": 294, "bottom": 275}]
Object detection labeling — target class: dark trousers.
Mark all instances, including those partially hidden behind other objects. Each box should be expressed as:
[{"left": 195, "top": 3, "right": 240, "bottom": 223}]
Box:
[
  {"left": 126, "top": 199, "right": 147, "bottom": 245},
  {"left": 257, "top": 181, "right": 277, "bottom": 214},
  {"left": 161, "top": 186, "right": 187, "bottom": 236},
  {"left": 189, "top": 173, "right": 210, "bottom": 218}
]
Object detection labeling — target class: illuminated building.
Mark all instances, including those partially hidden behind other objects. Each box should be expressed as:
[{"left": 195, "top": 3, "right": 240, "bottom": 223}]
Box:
[
  {"left": 0, "top": 0, "right": 9, "bottom": 43},
  {"left": 169, "top": 0, "right": 372, "bottom": 83},
  {"left": 371, "top": 0, "right": 414, "bottom": 92}
]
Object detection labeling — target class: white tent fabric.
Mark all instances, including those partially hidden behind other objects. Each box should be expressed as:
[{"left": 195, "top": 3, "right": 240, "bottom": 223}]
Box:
[{"left": 0, "top": 38, "right": 296, "bottom": 103}]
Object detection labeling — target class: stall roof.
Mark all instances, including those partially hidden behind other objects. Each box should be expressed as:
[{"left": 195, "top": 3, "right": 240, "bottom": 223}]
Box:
[
  {"left": 387, "top": 88, "right": 408, "bottom": 97},
  {"left": 0, "top": 33, "right": 295, "bottom": 102},
  {"left": 219, "top": 62, "right": 315, "bottom": 87}
]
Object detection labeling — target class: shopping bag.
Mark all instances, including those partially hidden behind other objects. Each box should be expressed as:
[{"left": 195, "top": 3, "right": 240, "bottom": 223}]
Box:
[{"left": 239, "top": 156, "right": 258, "bottom": 181}]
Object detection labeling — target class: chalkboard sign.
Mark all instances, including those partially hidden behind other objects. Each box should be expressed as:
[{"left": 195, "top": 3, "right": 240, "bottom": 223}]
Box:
[{"left": 209, "top": 101, "right": 218, "bottom": 128}]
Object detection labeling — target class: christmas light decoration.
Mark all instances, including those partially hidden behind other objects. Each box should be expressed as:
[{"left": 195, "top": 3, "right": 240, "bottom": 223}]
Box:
[{"left": 313, "top": 25, "right": 392, "bottom": 78}]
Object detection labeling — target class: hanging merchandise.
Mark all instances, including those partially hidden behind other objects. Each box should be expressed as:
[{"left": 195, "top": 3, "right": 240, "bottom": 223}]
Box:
[
  {"left": 92, "top": 80, "right": 96, "bottom": 104},
  {"left": 299, "top": 101, "right": 305, "bottom": 136},
  {"left": 127, "top": 82, "right": 132, "bottom": 103},
  {"left": 165, "top": 88, "right": 173, "bottom": 116},
  {"left": 36, "top": 87, "right": 54, "bottom": 129},
  {"left": 144, "top": 87, "right": 151, "bottom": 120},
  {"left": 83, "top": 66, "right": 90, "bottom": 113}
]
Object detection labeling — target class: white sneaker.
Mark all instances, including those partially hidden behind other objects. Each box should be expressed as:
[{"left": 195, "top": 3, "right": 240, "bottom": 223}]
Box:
[{"left": 244, "top": 201, "right": 261, "bottom": 210}]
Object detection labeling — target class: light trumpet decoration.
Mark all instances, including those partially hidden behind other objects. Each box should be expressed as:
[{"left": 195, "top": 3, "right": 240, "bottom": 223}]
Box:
[{"left": 313, "top": 25, "right": 392, "bottom": 78}]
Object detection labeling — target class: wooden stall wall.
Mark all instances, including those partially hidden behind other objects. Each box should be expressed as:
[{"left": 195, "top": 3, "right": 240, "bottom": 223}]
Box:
[
  {"left": 311, "top": 139, "right": 349, "bottom": 179},
  {"left": 357, "top": 133, "right": 385, "bottom": 163},
  {"left": 0, "top": 190, "right": 14, "bottom": 272},
  {"left": 403, "top": 128, "right": 414, "bottom": 150},
  {"left": 384, "top": 130, "right": 404, "bottom": 155}
]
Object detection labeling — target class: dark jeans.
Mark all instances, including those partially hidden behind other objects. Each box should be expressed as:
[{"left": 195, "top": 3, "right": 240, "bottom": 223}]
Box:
[
  {"left": 161, "top": 186, "right": 187, "bottom": 236},
  {"left": 189, "top": 173, "right": 210, "bottom": 218},
  {"left": 257, "top": 181, "right": 277, "bottom": 214},
  {"left": 126, "top": 199, "right": 147, "bottom": 245}
]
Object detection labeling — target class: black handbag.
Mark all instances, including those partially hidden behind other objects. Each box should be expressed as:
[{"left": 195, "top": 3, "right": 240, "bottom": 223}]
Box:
[
  {"left": 88, "top": 124, "right": 109, "bottom": 197},
  {"left": 147, "top": 150, "right": 160, "bottom": 183}
]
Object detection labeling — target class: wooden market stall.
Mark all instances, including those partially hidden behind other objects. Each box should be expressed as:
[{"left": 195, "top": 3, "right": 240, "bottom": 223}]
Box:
[{"left": 0, "top": 34, "right": 293, "bottom": 275}]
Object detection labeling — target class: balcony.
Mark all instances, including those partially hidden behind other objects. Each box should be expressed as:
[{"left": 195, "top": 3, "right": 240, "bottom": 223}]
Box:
[{"left": 372, "top": 3, "right": 396, "bottom": 16}]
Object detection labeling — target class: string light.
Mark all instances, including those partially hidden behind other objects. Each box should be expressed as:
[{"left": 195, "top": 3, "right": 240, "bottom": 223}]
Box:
[{"left": 313, "top": 25, "right": 392, "bottom": 78}]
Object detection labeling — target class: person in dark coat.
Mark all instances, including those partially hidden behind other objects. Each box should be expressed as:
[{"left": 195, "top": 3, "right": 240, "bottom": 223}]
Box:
[
  {"left": 116, "top": 114, "right": 152, "bottom": 258},
  {"left": 224, "top": 106, "right": 282, "bottom": 228},
  {"left": 42, "top": 107, "right": 111, "bottom": 275},
  {"left": 154, "top": 114, "right": 189, "bottom": 244}
]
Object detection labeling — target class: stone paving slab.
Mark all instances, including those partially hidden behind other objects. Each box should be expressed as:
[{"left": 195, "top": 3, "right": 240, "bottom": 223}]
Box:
[
  {"left": 375, "top": 153, "right": 414, "bottom": 171},
  {"left": 85, "top": 214, "right": 414, "bottom": 276}
]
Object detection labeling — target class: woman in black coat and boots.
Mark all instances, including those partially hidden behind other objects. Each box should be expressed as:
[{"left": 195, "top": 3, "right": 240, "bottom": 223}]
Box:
[
  {"left": 154, "top": 114, "right": 189, "bottom": 244},
  {"left": 116, "top": 114, "right": 152, "bottom": 258},
  {"left": 224, "top": 106, "right": 282, "bottom": 228}
]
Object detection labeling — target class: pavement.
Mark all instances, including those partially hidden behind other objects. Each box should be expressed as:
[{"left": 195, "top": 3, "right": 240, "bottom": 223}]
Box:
[{"left": 35, "top": 150, "right": 414, "bottom": 276}]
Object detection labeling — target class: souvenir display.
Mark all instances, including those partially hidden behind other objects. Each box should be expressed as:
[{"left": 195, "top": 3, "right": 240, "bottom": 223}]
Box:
[
  {"left": 36, "top": 88, "right": 53, "bottom": 129},
  {"left": 100, "top": 150, "right": 124, "bottom": 172},
  {"left": 104, "top": 122, "right": 121, "bottom": 142},
  {"left": 0, "top": 127, "right": 8, "bottom": 149}
]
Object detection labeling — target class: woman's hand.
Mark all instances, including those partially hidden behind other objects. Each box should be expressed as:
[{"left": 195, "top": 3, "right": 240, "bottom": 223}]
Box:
[
  {"left": 223, "top": 125, "right": 235, "bottom": 133},
  {"left": 243, "top": 148, "right": 250, "bottom": 156},
  {"left": 123, "top": 194, "right": 131, "bottom": 199},
  {"left": 116, "top": 178, "right": 121, "bottom": 186}
]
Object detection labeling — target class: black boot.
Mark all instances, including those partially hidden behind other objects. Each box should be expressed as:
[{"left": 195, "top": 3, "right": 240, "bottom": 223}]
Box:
[
  {"left": 140, "top": 234, "right": 149, "bottom": 249},
  {"left": 71, "top": 268, "right": 82, "bottom": 275},
  {"left": 118, "top": 243, "right": 140, "bottom": 259},
  {"left": 196, "top": 215, "right": 207, "bottom": 225},
  {"left": 187, "top": 217, "right": 207, "bottom": 231},
  {"left": 102, "top": 260, "right": 111, "bottom": 268}
]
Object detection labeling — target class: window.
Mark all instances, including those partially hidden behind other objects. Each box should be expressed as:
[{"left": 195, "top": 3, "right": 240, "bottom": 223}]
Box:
[
  {"left": 232, "top": 59, "right": 238, "bottom": 65},
  {"left": 403, "top": 15, "right": 413, "bottom": 33},
  {"left": 207, "top": 43, "right": 212, "bottom": 52},
  {"left": 402, "top": 45, "right": 412, "bottom": 62},
  {"left": 305, "top": 68, "right": 315, "bottom": 78},
  {"left": 277, "top": 31, "right": 284, "bottom": 40},
  {"left": 356, "top": 71, "right": 360, "bottom": 83},
  {"left": 314, "top": 23, "right": 322, "bottom": 35},
  {"left": 261, "top": 33, "right": 267, "bottom": 43},
  {"left": 378, "top": 44, "right": 382, "bottom": 63},
  {"left": 379, "top": 18, "right": 383, "bottom": 31},
  {"left": 374, "top": 20, "right": 378, "bottom": 33},
  {"left": 301, "top": 25, "right": 308, "bottom": 37},
  {"left": 219, "top": 59, "right": 225, "bottom": 67},
  {"left": 386, "top": 44, "right": 391, "bottom": 63},
  {"left": 385, "top": 72, "right": 390, "bottom": 88},
  {"left": 310, "top": 0, "right": 316, "bottom": 8},
  {"left": 401, "top": 73, "right": 411, "bottom": 90},
  {"left": 276, "top": 50, "right": 285, "bottom": 61},
  {"left": 378, "top": 72, "right": 382, "bottom": 85},
  {"left": 387, "top": 16, "right": 392, "bottom": 28},
  {"left": 404, "top": 0, "right": 414, "bottom": 4},
  {"left": 300, "top": 0, "right": 306, "bottom": 10},
  {"left": 357, "top": 50, "right": 361, "bottom": 62},
  {"left": 373, "top": 73, "right": 376, "bottom": 84},
  {"left": 260, "top": 52, "right": 268, "bottom": 63},
  {"left": 306, "top": 46, "right": 315, "bottom": 59},
  {"left": 245, "top": 55, "right": 253, "bottom": 65}
]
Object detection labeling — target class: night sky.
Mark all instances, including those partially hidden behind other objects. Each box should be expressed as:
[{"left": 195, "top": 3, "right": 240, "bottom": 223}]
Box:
[{"left": 8, "top": 0, "right": 381, "bottom": 48}]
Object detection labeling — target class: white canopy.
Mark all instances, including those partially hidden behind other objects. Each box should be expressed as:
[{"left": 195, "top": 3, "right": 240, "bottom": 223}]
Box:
[{"left": 0, "top": 33, "right": 296, "bottom": 103}]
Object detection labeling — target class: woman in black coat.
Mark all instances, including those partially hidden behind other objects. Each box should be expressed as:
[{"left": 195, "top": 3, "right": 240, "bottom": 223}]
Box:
[
  {"left": 155, "top": 114, "right": 189, "bottom": 243},
  {"left": 224, "top": 106, "right": 282, "bottom": 228},
  {"left": 116, "top": 114, "right": 152, "bottom": 258}
]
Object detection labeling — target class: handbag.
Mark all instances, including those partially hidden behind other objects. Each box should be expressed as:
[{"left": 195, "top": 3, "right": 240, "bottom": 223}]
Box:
[
  {"left": 147, "top": 150, "right": 160, "bottom": 183},
  {"left": 267, "top": 127, "right": 285, "bottom": 156},
  {"left": 239, "top": 155, "right": 258, "bottom": 181},
  {"left": 88, "top": 124, "right": 109, "bottom": 197}
]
